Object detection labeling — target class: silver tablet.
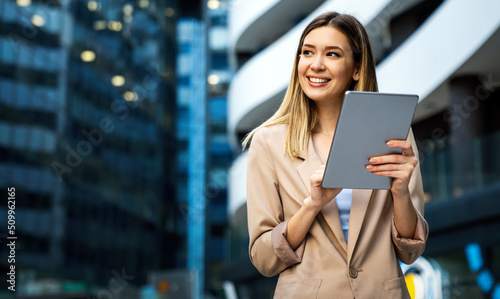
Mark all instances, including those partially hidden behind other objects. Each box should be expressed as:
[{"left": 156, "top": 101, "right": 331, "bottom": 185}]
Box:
[{"left": 321, "top": 91, "right": 419, "bottom": 190}]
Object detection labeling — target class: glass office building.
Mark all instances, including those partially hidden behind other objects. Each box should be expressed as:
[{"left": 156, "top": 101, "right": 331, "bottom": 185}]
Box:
[
  {"left": 0, "top": 0, "right": 178, "bottom": 297},
  {"left": 206, "top": 1, "right": 232, "bottom": 295},
  {"left": 176, "top": 17, "right": 207, "bottom": 299},
  {"left": 174, "top": 2, "right": 233, "bottom": 296}
]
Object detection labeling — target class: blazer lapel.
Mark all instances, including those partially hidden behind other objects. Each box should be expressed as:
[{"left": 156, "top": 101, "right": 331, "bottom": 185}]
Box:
[
  {"left": 296, "top": 134, "right": 322, "bottom": 194},
  {"left": 296, "top": 137, "right": 348, "bottom": 254},
  {"left": 347, "top": 189, "right": 373, "bottom": 260}
]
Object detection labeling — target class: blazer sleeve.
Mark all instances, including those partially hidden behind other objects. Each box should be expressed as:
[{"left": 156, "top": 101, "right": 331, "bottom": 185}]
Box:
[
  {"left": 247, "top": 128, "right": 304, "bottom": 277},
  {"left": 391, "top": 128, "right": 429, "bottom": 264}
]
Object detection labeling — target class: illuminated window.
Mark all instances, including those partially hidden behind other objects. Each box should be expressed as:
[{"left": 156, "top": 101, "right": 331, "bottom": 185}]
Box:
[
  {"left": 111, "top": 76, "right": 125, "bottom": 87},
  {"left": 80, "top": 50, "right": 96, "bottom": 62},
  {"left": 31, "top": 15, "right": 45, "bottom": 27},
  {"left": 16, "top": 0, "right": 31, "bottom": 7},
  {"left": 207, "top": 0, "right": 220, "bottom": 10}
]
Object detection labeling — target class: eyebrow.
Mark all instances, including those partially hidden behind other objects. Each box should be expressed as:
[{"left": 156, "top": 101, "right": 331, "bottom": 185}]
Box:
[{"left": 302, "top": 44, "right": 345, "bottom": 53}]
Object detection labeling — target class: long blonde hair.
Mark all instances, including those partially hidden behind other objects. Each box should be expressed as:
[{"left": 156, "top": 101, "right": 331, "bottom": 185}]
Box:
[{"left": 242, "top": 12, "right": 378, "bottom": 158}]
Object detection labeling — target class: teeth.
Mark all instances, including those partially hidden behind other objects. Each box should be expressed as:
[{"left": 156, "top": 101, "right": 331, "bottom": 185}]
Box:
[{"left": 309, "top": 77, "right": 328, "bottom": 83}]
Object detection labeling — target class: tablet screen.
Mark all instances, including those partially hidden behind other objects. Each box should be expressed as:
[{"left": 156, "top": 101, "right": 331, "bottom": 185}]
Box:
[{"left": 321, "top": 91, "right": 418, "bottom": 190}]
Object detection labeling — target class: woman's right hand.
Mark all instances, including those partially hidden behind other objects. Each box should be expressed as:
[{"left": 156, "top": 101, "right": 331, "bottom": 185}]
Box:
[{"left": 305, "top": 165, "right": 342, "bottom": 212}]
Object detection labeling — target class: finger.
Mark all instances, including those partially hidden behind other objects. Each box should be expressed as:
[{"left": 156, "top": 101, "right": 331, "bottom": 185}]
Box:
[
  {"left": 366, "top": 163, "right": 415, "bottom": 173},
  {"left": 387, "top": 140, "right": 414, "bottom": 156},
  {"left": 369, "top": 170, "right": 412, "bottom": 181},
  {"left": 314, "top": 165, "right": 327, "bottom": 178},
  {"left": 316, "top": 164, "right": 326, "bottom": 173},
  {"left": 310, "top": 173, "right": 323, "bottom": 187},
  {"left": 311, "top": 165, "right": 326, "bottom": 186},
  {"left": 369, "top": 155, "right": 416, "bottom": 166}
]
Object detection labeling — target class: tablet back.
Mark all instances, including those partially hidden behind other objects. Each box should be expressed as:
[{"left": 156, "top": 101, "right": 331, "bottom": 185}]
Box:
[{"left": 322, "top": 91, "right": 418, "bottom": 190}]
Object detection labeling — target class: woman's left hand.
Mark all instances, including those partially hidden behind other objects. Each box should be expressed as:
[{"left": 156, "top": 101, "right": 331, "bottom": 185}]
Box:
[{"left": 365, "top": 140, "right": 418, "bottom": 195}]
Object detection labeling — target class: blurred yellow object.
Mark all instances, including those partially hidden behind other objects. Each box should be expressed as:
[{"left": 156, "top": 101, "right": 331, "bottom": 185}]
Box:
[
  {"left": 88, "top": 0, "right": 98, "bottom": 11},
  {"left": 138, "top": 0, "right": 149, "bottom": 9},
  {"left": 405, "top": 273, "right": 416, "bottom": 299},
  {"left": 405, "top": 273, "right": 424, "bottom": 299},
  {"left": 157, "top": 279, "right": 171, "bottom": 293},
  {"left": 207, "top": 74, "right": 220, "bottom": 85},
  {"left": 111, "top": 75, "right": 125, "bottom": 87},
  {"left": 80, "top": 50, "right": 96, "bottom": 62},
  {"left": 123, "top": 4, "right": 134, "bottom": 15},
  {"left": 31, "top": 15, "right": 45, "bottom": 27},
  {"left": 108, "top": 21, "right": 123, "bottom": 32},
  {"left": 123, "top": 91, "right": 138, "bottom": 102},
  {"left": 16, "top": 0, "right": 31, "bottom": 7},
  {"left": 207, "top": 0, "right": 220, "bottom": 10},
  {"left": 93, "top": 20, "right": 107, "bottom": 31}
]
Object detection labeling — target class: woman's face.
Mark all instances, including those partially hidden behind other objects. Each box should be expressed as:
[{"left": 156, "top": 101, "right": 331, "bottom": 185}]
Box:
[{"left": 298, "top": 26, "right": 359, "bottom": 104}]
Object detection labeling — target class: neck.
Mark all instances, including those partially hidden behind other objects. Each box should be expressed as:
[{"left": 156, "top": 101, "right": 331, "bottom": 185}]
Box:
[{"left": 313, "top": 97, "right": 343, "bottom": 137}]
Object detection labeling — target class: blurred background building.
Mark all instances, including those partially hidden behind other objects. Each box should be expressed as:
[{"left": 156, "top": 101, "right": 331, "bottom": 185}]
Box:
[
  {"left": 224, "top": 0, "right": 500, "bottom": 298},
  {"left": 0, "top": 0, "right": 235, "bottom": 297},
  {"left": 173, "top": 1, "right": 232, "bottom": 298},
  {"left": 0, "top": 0, "right": 179, "bottom": 293},
  {"left": 204, "top": 0, "right": 233, "bottom": 294},
  {"left": 0, "top": 0, "right": 209, "bottom": 298}
]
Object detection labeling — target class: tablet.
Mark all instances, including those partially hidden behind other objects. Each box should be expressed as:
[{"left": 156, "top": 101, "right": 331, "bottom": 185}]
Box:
[{"left": 321, "top": 91, "right": 419, "bottom": 190}]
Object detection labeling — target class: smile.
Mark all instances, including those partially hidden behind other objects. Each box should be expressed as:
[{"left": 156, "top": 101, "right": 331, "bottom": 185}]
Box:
[{"left": 308, "top": 77, "right": 330, "bottom": 83}]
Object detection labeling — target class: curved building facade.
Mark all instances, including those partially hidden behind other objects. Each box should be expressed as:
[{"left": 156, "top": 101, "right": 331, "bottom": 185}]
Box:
[{"left": 225, "top": 0, "right": 500, "bottom": 298}]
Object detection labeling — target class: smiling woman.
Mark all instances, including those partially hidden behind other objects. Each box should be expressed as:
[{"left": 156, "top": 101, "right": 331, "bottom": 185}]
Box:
[
  {"left": 298, "top": 26, "right": 359, "bottom": 107},
  {"left": 242, "top": 11, "right": 427, "bottom": 299}
]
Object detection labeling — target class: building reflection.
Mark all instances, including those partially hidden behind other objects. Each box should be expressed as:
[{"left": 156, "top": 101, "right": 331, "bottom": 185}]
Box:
[{"left": 0, "top": 0, "right": 178, "bottom": 296}]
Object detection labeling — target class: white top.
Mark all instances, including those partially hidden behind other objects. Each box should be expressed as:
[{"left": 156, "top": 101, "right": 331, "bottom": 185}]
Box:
[{"left": 335, "top": 188, "right": 353, "bottom": 241}]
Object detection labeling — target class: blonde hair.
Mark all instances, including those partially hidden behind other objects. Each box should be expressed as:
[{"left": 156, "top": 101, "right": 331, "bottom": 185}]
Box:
[{"left": 242, "top": 12, "right": 378, "bottom": 158}]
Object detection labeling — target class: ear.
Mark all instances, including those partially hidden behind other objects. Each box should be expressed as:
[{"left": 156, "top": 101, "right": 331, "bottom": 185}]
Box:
[{"left": 352, "top": 63, "right": 361, "bottom": 81}]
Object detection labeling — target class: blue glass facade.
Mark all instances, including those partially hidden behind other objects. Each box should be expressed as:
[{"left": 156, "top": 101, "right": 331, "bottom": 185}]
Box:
[
  {"left": 206, "top": 3, "right": 232, "bottom": 295},
  {"left": 0, "top": 0, "right": 178, "bottom": 297},
  {"left": 176, "top": 18, "right": 207, "bottom": 299},
  {"left": 175, "top": 4, "right": 232, "bottom": 297}
]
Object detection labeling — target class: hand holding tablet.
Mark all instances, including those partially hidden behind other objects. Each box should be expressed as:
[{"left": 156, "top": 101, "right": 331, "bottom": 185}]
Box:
[{"left": 321, "top": 91, "right": 419, "bottom": 190}]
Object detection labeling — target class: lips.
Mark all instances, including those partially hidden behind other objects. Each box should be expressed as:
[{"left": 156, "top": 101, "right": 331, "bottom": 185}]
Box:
[{"left": 308, "top": 77, "right": 330, "bottom": 83}]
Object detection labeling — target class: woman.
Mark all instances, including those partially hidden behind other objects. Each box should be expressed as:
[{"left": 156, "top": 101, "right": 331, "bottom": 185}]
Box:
[{"left": 243, "top": 12, "right": 428, "bottom": 298}]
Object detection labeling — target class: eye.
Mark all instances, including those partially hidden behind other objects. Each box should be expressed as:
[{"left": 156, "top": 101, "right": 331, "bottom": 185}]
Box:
[
  {"left": 327, "top": 52, "right": 340, "bottom": 57},
  {"left": 301, "top": 50, "right": 313, "bottom": 55}
]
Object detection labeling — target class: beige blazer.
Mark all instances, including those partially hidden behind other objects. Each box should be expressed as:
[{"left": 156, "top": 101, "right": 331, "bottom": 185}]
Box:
[{"left": 247, "top": 124, "right": 428, "bottom": 299}]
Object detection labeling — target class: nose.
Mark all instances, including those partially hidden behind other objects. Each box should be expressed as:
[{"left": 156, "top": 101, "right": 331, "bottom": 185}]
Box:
[{"left": 310, "top": 55, "right": 325, "bottom": 72}]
